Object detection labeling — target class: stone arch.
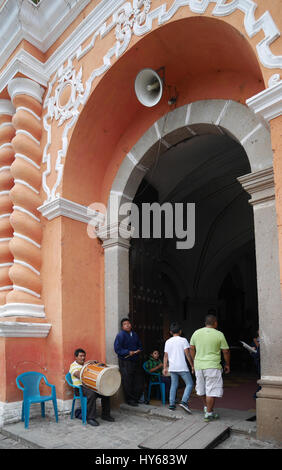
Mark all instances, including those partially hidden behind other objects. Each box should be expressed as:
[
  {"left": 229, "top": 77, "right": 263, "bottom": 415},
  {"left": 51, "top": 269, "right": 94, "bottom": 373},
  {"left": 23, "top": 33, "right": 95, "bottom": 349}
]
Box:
[
  {"left": 102, "top": 99, "right": 281, "bottom": 387},
  {"left": 108, "top": 99, "right": 271, "bottom": 211},
  {"left": 61, "top": 14, "right": 265, "bottom": 207}
]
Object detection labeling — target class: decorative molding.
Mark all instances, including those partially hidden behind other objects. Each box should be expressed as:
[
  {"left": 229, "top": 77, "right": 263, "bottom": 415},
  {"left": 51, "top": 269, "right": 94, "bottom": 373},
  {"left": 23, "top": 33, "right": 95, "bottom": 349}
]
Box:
[
  {"left": 246, "top": 78, "right": 282, "bottom": 122},
  {"left": 47, "top": 66, "right": 85, "bottom": 127},
  {"left": 237, "top": 167, "right": 275, "bottom": 206},
  {"left": 0, "top": 0, "right": 91, "bottom": 71},
  {"left": 0, "top": 321, "right": 51, "bottom": 337},
  {"left": 97, "top": 221, "right": 132, "bottom": 245},
  {"left": 0, "top": 50, "right": 48, "bottom": 92},
  {"left": 0, "top": 99, "right": 15, "bottom": 116},
  {"left": 40, "top": 0, "right": 282, "bottom": 205},
  {"left": 0, "top": 303, "right": 45, "bottom": 318},
  {"left": 38, "top": 196, "right": 103, "bottom": 224},
  {"left": 0, "top": 1, "right": 280, "bottom": 206},
  {"left": 8, "top": 77, "right": 45, "bottom": 104}
]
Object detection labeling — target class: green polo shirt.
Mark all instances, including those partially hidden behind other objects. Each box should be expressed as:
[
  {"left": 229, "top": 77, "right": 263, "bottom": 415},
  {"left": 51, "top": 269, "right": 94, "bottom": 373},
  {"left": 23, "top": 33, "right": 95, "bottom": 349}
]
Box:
[{"left": 190, "top": 327, "right": 229, "bottom": 370}]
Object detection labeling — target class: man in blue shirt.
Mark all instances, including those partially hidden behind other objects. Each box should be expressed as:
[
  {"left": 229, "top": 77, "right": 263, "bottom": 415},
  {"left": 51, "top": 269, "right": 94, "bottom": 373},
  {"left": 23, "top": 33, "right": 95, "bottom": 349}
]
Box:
[{"left": 114, "top": 318, "right": 143, "bottom": 406}]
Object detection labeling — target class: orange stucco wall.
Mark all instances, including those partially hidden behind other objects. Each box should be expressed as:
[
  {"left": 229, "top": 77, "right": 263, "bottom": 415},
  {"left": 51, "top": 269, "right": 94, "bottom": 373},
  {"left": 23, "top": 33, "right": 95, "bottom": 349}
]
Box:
[
  {"left": 56, "top": 14, "right": 267, "bottom": 399},
  {"left": 1, "top": 337, "right": 47, "bottom": 402},
  {"left": 272, "top": 115, "right": 282, "bottom": 289}
]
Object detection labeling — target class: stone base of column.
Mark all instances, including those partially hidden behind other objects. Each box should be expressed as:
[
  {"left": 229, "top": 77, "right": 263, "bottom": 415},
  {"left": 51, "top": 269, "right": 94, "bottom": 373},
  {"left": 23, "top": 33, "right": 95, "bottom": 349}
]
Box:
[{"left": 256, "top": 378, "right": 282, "bottom": 444}]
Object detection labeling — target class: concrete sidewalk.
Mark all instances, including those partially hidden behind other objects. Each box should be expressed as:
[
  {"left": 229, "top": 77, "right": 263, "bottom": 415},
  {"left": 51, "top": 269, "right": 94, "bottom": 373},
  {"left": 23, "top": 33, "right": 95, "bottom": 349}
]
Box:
[{"left": 0, "top": 403, "right": 280, "bottom": 450}]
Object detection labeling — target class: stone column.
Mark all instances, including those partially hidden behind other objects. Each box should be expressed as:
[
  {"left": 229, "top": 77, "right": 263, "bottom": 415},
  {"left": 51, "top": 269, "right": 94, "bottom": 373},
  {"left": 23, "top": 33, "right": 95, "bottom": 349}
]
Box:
[
  {"left": 7, "top": 78, "right": 45, "bottom": 316},
  {"left": 97, "top": 222, "right": 131, "bottom": 365},
  {"left": 0, "top": 100, "right": 15, "bottom": 306},
  {"left": 238, "top": 167, "right": 282, "bottom": 443}
]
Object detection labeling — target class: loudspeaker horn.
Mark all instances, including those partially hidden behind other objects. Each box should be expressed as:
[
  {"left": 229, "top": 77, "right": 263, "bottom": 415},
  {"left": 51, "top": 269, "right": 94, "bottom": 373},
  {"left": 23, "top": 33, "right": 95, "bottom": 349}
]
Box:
[{"left": 134, "top": 68, "right": 164, "bottom": 107}]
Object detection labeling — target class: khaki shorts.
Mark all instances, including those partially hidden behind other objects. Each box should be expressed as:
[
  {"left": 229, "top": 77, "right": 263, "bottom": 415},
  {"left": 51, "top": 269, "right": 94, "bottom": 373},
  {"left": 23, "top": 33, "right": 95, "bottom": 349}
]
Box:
[{"left": 195, "top": 369, "right": 223, "bottom": 397}]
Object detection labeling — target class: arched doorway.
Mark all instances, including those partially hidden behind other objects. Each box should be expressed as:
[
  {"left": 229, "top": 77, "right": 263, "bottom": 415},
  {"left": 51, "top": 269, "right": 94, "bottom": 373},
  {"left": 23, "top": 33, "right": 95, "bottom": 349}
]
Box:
[
  {"left": 128, "top": 126, "right": 258, "bottom": 376},
  {"left": 101, "top": 100, "right": 280, "bottom": 421},
  {"left": 59, "top": 13, "right": 281, "bottom": 439}
]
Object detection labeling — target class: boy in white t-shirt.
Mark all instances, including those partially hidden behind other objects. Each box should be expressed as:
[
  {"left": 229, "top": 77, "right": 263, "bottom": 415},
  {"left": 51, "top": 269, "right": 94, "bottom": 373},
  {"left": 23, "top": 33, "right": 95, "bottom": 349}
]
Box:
[{"left": 163, "top": 322, "right": 194, "bottom": 413}]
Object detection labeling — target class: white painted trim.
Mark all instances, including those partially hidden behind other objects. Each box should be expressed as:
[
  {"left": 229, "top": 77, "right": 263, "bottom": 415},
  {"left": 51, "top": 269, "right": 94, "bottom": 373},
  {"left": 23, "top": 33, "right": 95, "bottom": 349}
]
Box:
[
  {"left": 15, "top": 130, "right": 40, "bottom": 146},
  {"left": 246, "top": 79, "right": 282, "bottom": 121},
  {"left": 0, "top": 303, "right": 45, "bottom": 318},
  {"left": 0, "top": 0, "right": 91, "bottom": 71},
  {"left": 13, "top": 232, "right": 41, "bottom": 249},
  {"left": 13, "top": 206, "right": 41, "bottom": 223},
  {"left": 0, "top": 99, "right": 15, "bottom": 116},
  {"left": 38, "top": 196, "right": 104, "bottom": 224},
  {"left": 14, "top": 259, "right": 41, "bottom": 276},
  {"left": 16, "top": 106, "right": 41, "bottom": 121},
  {"left": 0, "top": 166, "right": 11, "bottom": 172},
  {"left": 238, "top": 166, "right": 275, "bottom": 206},
  {"left": 8, "top": 77, "right": 45, "bottom": 104},
  {"left": 0, "top": 143, "right": 13, "bottom": 151},
  {"left": 13, "top": 285, "right": 41, "bottom": 299},
  {"left": 0, "top": 399, "right": 72, "bottom": 426},
  {"left": 14, "top": 179, "right": 39, "bottom": 195},
  {"left": 15, "top": 153, "right": 41, "bottom": 170},
  {"left": 0, "top": 0, "right": 281, "bottom": 97},
  {"left": 0, "top": 321, "right": 51, "bottom": 337},
  {"left": 0, "top": 49, "right": 48, "bottom": 90}
]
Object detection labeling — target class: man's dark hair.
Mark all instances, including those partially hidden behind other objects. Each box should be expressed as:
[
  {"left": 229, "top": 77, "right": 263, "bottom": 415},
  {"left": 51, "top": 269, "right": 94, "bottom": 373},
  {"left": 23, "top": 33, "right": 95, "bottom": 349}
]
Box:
[
  {"left": 121, "top": 317, "right": 131, "bottom": 327},
  {"left": 205, "top": 314, "right": 217, "bottom": 326},
  {"left": 170, "top": 322, "right": 182, "bottom": 334},
  {"left": 74, "top": 348, "right": 86, "bottom": 357}
]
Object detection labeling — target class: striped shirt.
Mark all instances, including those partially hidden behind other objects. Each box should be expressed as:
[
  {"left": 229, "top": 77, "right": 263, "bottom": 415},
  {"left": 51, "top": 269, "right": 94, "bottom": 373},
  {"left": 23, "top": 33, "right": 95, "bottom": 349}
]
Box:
[{"left": 69, "top": 361, "right": 83, "bottom": 386}]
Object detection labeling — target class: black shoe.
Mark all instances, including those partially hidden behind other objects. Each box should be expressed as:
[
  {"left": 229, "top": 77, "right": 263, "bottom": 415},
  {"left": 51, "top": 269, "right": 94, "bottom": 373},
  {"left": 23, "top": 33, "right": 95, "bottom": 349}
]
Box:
[
  {"left": 127, "top": 400, "right": 138, "bottom": 407},
  {"left": 101, "top": 415, "right": 115, "bottom": 422},
  {"left": 87, "top": 419, "right": 99, "bottom": 426}
]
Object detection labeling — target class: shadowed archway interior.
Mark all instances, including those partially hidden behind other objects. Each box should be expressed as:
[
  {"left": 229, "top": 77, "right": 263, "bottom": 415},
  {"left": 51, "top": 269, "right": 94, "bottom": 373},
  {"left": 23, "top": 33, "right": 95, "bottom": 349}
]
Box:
[{"left": 129, "top": 131, "right": 258, "bottom": 377}]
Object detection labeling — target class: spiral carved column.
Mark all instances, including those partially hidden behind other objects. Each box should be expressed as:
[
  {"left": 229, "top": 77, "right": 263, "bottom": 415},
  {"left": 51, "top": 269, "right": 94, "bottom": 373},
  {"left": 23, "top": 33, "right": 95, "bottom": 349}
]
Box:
[
  {"left": 7, "top": 78, "right": 45, "bottom": 313},
  {"left": 0, "top": 100, "right": 15, "bottom": 306}
]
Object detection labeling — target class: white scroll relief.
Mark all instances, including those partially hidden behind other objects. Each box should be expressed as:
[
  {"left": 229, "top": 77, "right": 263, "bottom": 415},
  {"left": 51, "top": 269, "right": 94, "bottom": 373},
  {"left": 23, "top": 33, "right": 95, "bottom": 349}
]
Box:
[{"left": 42, "top": 0, "right": 282, "bottom": 204}]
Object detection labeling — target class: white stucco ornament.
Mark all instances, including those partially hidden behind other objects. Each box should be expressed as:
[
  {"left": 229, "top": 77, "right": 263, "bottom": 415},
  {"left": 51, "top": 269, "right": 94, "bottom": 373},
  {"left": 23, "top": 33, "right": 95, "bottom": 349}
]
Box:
[
  {"left": 41, "top": 0, "right": 282, "bottom": 206},
  {"left": 48, "top": 66, "right": 84, "bottom": 127}
]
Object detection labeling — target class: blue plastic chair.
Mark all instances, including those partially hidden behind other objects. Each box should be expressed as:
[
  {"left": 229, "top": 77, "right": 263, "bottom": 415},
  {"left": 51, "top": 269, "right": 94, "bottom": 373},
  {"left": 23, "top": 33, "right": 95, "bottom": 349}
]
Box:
[
  {"left": 143, "top": 363, "right": 165, "bottom": 405},
  {"left": 65, "top": 372, "right": 87, "bottom": 425},
  {"left": 16, "top": 372, "right": 58, "bottom": 429}
]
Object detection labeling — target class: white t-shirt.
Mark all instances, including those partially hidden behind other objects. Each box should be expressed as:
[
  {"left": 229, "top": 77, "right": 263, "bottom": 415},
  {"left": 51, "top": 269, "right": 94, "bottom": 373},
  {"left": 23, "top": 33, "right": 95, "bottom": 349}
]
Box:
[{"left": 164, "top": 336, "right": 190, "bottom": 372}]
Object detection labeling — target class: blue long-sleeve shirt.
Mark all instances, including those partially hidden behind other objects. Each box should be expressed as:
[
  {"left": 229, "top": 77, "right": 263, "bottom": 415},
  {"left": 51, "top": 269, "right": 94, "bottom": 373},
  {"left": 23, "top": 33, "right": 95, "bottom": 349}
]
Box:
[{"left": 114, "top": 329, "right": 143, "bottom": 361}]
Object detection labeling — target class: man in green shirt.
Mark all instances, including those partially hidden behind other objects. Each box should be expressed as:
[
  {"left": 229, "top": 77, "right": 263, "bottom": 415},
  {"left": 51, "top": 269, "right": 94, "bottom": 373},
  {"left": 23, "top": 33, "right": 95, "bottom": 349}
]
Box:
[{"left": 190, "top": 314, "right": 230, "bottom": 422}]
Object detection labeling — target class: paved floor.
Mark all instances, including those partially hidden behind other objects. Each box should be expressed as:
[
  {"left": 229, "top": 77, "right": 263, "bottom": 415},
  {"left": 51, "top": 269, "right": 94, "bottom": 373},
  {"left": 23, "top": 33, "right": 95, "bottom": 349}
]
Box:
[{"left": 0, "top": 403, "right": 280, "bottom": 450}]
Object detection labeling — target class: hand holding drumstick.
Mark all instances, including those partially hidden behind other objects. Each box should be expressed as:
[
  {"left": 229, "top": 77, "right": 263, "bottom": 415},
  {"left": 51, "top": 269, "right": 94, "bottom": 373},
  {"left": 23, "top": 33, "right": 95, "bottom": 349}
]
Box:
[{"left": 124, "top": 349, "right": 141, "bottom": 358}]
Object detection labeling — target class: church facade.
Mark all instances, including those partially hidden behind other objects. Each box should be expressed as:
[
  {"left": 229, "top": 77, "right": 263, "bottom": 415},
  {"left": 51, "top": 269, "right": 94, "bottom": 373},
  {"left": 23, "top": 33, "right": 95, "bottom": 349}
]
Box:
[{"left": 0, "top": 0, "right": 281, "bottom": 443}]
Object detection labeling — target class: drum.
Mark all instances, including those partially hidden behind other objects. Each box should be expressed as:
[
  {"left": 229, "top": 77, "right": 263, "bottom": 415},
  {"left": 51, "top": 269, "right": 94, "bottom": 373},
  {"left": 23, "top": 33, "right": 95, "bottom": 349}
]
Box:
[{"left": 80, "top": 361, "right": 121, "bottom": 396}]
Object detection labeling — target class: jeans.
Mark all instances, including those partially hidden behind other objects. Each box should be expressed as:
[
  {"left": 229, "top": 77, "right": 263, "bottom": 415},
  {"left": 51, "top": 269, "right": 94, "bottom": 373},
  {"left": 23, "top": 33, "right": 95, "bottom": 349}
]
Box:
[{"left": 169, "top": 371, "right": 193, "bottom": 405}]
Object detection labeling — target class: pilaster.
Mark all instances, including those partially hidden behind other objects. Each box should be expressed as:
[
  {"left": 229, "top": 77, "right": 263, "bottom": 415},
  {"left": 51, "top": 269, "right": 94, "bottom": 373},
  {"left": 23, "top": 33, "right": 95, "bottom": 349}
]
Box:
[
  {"left": 97, "top": 222, "right": 131, "bottom": 365},
  {"left": 7, "top": 78, "right": 45, "bottom": 310},
  {"left": 238, "top": 167, "right": 282, "bottom": 444},
  {"left": 0, "top": 100, "right": 15, "bottom": 305}
]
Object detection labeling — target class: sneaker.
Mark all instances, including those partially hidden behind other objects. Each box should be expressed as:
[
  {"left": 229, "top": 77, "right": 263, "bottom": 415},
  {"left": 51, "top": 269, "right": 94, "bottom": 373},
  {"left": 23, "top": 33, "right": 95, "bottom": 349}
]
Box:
[
  {"left": 169, "top": 405, "right": 176, "bottom": 410},
  {"left": 204, "top": 412, "right": 219, "bottom": 422},
  {"left": 179, "top": 402, "right": 192, "bottom": 414}
]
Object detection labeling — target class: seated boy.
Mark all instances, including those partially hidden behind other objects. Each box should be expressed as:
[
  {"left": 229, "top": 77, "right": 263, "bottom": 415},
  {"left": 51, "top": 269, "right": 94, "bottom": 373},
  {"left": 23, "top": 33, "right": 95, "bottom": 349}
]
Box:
[{"left": 144, "top": 349, "right": 171, "bottom": 401}]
